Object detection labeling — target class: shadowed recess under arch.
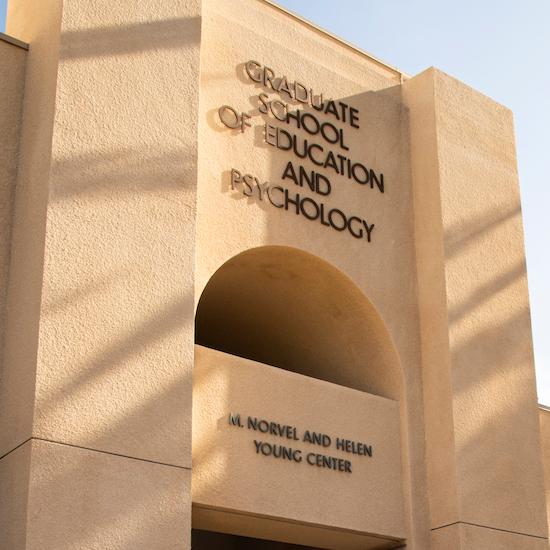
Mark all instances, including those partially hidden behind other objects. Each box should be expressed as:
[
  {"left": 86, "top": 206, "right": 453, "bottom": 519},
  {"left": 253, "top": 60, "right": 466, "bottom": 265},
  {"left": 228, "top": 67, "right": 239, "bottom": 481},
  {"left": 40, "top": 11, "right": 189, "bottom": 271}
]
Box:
[{"left": 195, "top": 245, "right": 403, "bottom": 400}]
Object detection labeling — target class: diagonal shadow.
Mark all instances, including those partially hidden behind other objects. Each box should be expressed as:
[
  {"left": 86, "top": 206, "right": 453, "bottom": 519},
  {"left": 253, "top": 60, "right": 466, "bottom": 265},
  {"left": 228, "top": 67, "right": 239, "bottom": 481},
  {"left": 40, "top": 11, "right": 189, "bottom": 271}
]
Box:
[
  {"left": 39, "top": 296, "right": 193, "bottom": 418},
  {"left": 448, "top": 261, "right": 526, "bottom": 326},
  {"left": 26, "top": 434, "right": 190, "bottom": 550},
  {"left": 444, "top": 204, "right": 521, "bottom": 259},
  {"left": 60, "top": 16, "right": 201, "bottom": 60},
  {"left": 451, "top": 307, "right": 534, "bottom": 396},
  {"left": 41, "top": 266, "right": 132, "bottom": 316},
  {"left": 50, "top": 147, "right": 194, "bottom": 201}
]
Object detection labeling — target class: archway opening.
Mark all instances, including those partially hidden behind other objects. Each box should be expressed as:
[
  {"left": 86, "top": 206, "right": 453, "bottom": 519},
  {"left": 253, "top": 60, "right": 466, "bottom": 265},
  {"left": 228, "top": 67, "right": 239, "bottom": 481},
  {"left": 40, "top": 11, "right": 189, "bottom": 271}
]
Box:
[
  {"left": 195, "top": 245, "right": 402, "bottom": 400},
  {"left": 193, "top": 246, "right": 405, "bottom": 549}
]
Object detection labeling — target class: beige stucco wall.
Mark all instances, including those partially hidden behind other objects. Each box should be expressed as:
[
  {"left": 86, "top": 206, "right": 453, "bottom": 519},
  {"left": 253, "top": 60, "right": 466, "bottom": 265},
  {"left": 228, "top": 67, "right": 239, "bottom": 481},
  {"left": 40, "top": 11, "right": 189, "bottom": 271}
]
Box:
[
  {"left": 403, "top": 69, "right": 548, "bottom": 546},
  {"left": 0, "top": 36, "right": 26, "bottom": 328},
  {"left": 193, "top": 346, "right": 405, "bottom": 549},
  {"left": 0, "top": 439, "right": 32, "bottom": 549},
  {"left": 540, "top": 407, "right": 550, "bottom": 534},
  {"left": 196, "top": 1, "right": 430, "bottom": 547},
  {"left": 0, "top": 35, "right": 27, "bottom": 438},
  {"left": 2, "top": 438, "right": 191, "bottom": 549},
  {"left": 2, "top": 0, "right": 202, "bottom": 548},
  {"left": 2, "top": 0, "right": 63, "bottom": 461},
  {"left": 0, "top": 0, "right": 547, "bottom": 549},
  {"left": 9, "top": 0, "right": 201, "bottom": 466},
  {"left": 25, "top": 439, "right": 191, "bottom": 549},
  {"left": 0, "top": 36, "right": 28, "bottom": 550}
]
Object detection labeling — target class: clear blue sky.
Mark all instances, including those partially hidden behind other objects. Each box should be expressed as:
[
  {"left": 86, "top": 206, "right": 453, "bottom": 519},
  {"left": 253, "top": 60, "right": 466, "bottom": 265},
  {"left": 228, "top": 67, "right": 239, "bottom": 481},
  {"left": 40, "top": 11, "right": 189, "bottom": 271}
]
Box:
[{"left": 1, "top": 1, "right": 549, "bottom": 403}]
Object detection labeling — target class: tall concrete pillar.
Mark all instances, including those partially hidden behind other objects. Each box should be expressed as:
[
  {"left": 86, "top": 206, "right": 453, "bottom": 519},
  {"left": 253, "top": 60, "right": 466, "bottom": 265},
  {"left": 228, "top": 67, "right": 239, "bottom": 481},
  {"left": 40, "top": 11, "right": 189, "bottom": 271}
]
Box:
[
  {"left": 404, "top": 69, "right": 548, "bottom": 549},
  {"left": 1, "top": 1, "right": 201, "bottom": 548}
]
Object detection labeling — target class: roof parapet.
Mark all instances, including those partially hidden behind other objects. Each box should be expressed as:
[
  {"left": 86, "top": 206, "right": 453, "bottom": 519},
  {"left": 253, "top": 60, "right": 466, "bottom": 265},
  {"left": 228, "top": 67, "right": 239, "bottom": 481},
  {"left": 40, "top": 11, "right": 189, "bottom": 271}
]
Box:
[{"left": 261, "top": 0, "right": 409, "bottom": 82}]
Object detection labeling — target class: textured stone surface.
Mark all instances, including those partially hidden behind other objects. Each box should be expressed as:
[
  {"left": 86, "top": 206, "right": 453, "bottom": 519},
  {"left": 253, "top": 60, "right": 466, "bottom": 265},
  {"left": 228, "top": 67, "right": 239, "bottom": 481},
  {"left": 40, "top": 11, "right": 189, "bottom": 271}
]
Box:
[
  {"left": 193, "top": 346, "right": 405, "bottom": 545},
  {"left": 539, "top": 408, "right": 550, "bottom": 534},
  {"left": 3, "top": 0, "right": 63, "bottom": 460},
  {"left": 0, "top": 38, "right": 27, "bottom": 457},
  {"left": 1, "top": 1, "right": 546, "bottom": 549},
  {"left": 25, "top": 439, "right": 191, "bottom": 550},
  {"left": 0, "top": 441, "right": 32, "bottom": 550},
  {"left": 404, "top": 68, "right": 548, "bottom": 539},
  {"left": 4, "top": 0, "right": 65, "bottom": 458},
  {"left": 7, "top": 0, "right": 202, "bottom": 468}
]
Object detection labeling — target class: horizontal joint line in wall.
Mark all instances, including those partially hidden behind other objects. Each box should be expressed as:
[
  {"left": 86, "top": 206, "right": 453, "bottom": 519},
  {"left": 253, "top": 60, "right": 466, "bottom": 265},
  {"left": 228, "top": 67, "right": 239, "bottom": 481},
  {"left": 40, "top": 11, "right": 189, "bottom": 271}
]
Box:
[
  {"left": 34, "top": 437, "right": 192, "bottom": 470},
  {"left": 431, "top": 521, "right": 548, "bottom": 540},
  {"left": 0, "top": 436, "right": 191, "bottom": 471},
  {"left": 0, "top": 437, "right": 32, "bottom": 461}
]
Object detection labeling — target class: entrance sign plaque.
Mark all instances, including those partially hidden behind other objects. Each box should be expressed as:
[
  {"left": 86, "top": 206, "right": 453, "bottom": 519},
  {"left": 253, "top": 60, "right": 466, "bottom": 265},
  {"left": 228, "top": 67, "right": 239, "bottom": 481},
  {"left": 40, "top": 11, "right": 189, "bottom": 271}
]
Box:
[{"left": 192, "top": 346, "right": 405, "bottom": 549}]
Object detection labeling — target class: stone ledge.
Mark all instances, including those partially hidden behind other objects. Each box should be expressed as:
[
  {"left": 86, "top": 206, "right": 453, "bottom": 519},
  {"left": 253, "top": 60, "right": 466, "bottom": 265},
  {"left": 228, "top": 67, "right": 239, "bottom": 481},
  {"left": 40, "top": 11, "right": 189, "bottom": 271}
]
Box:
[{"left": 0, "top": 32, "right": 29, "bottom": 50}]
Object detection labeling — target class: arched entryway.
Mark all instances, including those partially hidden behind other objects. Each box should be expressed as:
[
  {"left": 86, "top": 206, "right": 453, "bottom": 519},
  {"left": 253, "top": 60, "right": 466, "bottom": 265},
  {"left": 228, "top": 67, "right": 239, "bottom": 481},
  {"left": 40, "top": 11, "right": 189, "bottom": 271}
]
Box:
[
  {"left": 192, "top": 246, "right": 405, "bottom": 549},
  {"left": 195, "top": 245, "right": 402, "bottom": 399}
]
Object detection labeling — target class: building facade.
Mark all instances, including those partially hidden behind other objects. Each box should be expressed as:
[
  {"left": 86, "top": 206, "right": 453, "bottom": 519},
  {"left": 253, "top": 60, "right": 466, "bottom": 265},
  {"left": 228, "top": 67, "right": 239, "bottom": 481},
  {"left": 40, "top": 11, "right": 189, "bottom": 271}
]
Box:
[{"left": 1, "top": 1, "right": 549, "bottom": 548}]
